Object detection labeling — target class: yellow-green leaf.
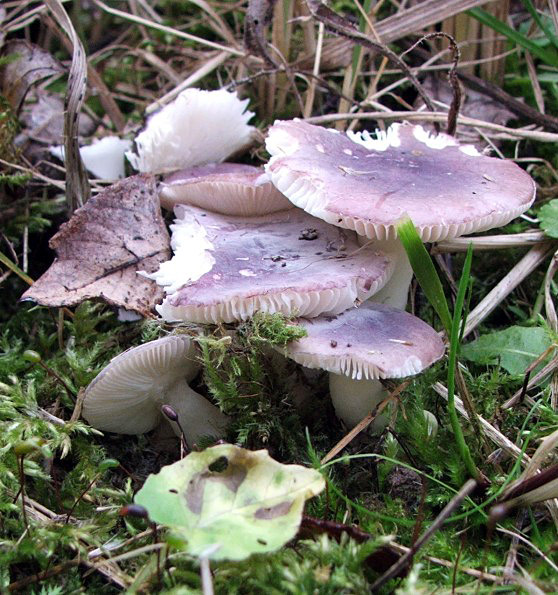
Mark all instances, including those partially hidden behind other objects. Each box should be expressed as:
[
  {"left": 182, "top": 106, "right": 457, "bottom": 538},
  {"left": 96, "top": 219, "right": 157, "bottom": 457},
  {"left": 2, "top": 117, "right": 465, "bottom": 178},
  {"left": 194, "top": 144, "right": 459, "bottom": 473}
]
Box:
[{"left": 134, "top": 444, "right": 325, "bottom": 560}]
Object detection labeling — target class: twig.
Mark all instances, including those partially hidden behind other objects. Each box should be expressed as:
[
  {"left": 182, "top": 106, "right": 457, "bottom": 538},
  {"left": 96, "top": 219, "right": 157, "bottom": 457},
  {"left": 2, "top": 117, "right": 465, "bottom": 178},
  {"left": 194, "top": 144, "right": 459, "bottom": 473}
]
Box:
[
  {"left": 402, "top": 32, "right": 461, "bottom": 135},
  {"left": 93, "top": 0, "right": 245, "bottom": 57},
  {"left": 200, "top": 556, "right": 214, "bottom": 595},
  {"left": 432, "top": 231, "right": 546, "bottom": 253},
  {"left": 320, "top": 380, "right": 410, "bottom": 464},
  {"left": 369, "top": 479, "right": 478, "bottom": 590},
  {"left": 304, "top": 111, "right": 558, "bottom": 143}
]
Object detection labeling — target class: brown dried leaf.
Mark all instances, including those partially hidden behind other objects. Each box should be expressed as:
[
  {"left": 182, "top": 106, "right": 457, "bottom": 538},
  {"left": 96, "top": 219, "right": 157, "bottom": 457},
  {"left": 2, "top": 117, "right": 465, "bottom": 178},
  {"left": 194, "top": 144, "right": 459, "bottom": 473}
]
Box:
[
  {"left": 21, "top": 175, "right": 170, "bottom": 316},
  {"left": 0, "top": 40, "right": 64, "bottom": 112}
]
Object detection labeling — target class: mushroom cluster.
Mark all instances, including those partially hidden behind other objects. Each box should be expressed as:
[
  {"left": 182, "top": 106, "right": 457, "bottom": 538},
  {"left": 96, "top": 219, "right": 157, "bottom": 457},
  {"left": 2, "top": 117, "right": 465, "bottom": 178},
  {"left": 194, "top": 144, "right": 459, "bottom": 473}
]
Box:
[{"left": 83, "top": 92, "right": 536, "bottom": 439}]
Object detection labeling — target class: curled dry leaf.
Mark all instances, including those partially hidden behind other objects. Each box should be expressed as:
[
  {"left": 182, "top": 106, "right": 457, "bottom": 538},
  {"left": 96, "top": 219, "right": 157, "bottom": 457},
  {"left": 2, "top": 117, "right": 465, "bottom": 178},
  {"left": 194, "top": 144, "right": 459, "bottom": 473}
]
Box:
[
  {"left": 21, "top": 175, "right": 170, "bottom": 317},
  {"left": 0, "top": 40, "right": 64, "bottom": 112}
]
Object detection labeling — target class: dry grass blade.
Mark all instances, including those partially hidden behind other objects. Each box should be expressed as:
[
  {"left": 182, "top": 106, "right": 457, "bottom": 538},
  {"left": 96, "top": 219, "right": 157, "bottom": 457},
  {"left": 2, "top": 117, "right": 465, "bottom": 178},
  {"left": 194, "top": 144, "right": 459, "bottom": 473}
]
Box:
[
  {"left": 433, "top": 382, "right": 530, "bottom": 465},
  {"left": 305, "top": 110, "right": 558, "bottom": 143},
  {"left": 503, "top": 357, "right": 558, "bottom": 409},
  {"left": 432, "top": 231, "right": 546, "bottom": 253},
  {"left": 44, "top": 0, "right": 90, "bottom": 213},
  {"left": 497, "top": 528, "right": 558, "bottom": 574},
  {"left": 463, "top": 242, "right": 556, "bottom": 338},
  {"left": 296, "top": 0, "right": 493, "bottom": 70},
  {"left": 320, "top": 381, "right": 410, "bottom": 465},
  {"left": 145, "top": 52, "right": 230, "bottom": 114},
  {"left": 93, "top": 0, "right": 245, "bottom": 57},
  {"left": 370, "top": 478, "right": 478, "bottom": 590},
  {"left": 304, "top": 0, "right": 436, "bottom": 115}
]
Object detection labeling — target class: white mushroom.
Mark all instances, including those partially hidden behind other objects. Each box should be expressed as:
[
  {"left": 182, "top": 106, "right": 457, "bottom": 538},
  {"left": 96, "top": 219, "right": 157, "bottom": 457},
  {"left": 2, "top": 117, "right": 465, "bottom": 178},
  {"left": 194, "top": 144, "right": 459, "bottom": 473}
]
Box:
[{"left": 82, "top": 335, "right": 227, "bottom": 447}]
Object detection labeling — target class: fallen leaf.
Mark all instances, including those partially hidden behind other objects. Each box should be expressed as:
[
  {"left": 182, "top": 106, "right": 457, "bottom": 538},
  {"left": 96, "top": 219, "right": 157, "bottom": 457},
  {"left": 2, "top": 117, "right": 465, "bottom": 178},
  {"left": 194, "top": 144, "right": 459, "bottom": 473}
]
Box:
[
  {"left": 21, "top": 175, "right": 170, "bottom": 316},
  {"left": 0, "top": 40, "right": 64, "bottom": 112},
  {"left": 135, "top": 443, "right": 325, "bottom": 560},
  {"left": 539, "top": 199, "right": 558, "bottom": 238},
  {"left": 20, "top": 89, "right": 96, "bottom": 146},
  {"left": 461, "top": 325, "right": 552, "bottom": 375}
]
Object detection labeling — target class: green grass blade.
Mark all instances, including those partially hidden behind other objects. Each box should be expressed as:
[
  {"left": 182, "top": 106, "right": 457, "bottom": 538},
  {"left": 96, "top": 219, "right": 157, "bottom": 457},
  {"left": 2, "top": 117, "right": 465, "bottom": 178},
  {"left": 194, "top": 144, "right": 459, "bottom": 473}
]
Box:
[
  {"left": 396, "top": 218, "right": 452, "bottom": 333},
  {"left": 447, "top": 243, "right": 479, "bottom": 480},
  {"left": 468, "top": 7, "right": 557, "bottom": 65},
  {"left": 521, "top": 0, "right": 558, "bottom": 50}
]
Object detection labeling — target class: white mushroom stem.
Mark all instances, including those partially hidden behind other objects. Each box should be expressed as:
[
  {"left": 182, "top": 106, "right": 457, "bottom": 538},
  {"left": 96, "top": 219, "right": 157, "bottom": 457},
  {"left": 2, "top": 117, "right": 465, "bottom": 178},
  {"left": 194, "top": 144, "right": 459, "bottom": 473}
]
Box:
[
  {"left": 329, "top": 373, "right": 388, "bottom": 430},
  {"left": 330, "top": 238, "right": 412, "bottom": 429},
  {"left": 359, "top": 237, "right": 413, "bottom": 310},
  {"left": 163, "top": 378, "right": 229, "bottom": 447}
]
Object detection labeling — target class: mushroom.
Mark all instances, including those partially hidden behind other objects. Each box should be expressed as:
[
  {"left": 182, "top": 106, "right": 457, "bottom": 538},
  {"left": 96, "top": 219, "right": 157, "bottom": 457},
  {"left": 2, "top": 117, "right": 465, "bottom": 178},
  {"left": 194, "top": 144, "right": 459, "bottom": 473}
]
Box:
[
  {"left": 82, "top": 334, "right": 227, "bottom": 447},
  {"left": 160, "top": 163, "right": 293, "bottom": 215},
  {"left": 145, "top": 204, "right": 394, "bottom": 324},
  {"left": 265, "top": 119, "right": 536, "bottom": 425},
  {"left": 125, "top": 88, "right": 256, "bottom": 175},
  {"left": 265, "top": 119, "right": 536, "bottom": 309},
  {"left": 278, "top": 302, "right": 445, "bottom": 427}
]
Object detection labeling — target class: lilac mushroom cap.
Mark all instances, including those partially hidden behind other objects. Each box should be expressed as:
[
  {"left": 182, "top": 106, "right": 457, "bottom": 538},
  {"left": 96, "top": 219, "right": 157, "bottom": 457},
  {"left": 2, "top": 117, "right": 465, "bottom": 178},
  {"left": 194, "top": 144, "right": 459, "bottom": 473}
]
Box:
[
  {"left": 279, "top": 302, "right": 445, "bottom": 427},
  {"left": 266, "top": 120, "right": 536, "bottom": 242},
  {"left": 82, "top": 335, "right": 227, "bottom": 445},
  {"left": 160, "top": 163, "right": 293, "bottom": 215},
  {"left": 282, "top": 302, "right": 445, "bottom": 380},
  {"left": 146, "top": 205, "right": 394, "bottom": 324}
]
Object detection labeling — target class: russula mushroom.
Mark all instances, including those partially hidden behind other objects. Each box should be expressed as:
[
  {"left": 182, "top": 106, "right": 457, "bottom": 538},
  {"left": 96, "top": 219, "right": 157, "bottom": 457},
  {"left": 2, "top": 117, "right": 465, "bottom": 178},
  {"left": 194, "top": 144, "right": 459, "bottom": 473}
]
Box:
[
  {"left": 126, "top": 88, "right": 256, "bottom": 174},
  {"left": 160, "top": 163, "right": 293, "bottom": 215},
  {"left": 265, "top": 119, "right": 536, "bottom": 309},
  {"left": 279, "top": 302, "right": 445, "bottom": 427},
  {"left": 265, "top": 119, "right": 536, "bottom": 425},
  {"left": 82, "top": 335, "right": 227, "bottom": 447},
  {"left": 145, "top": 204, "right": 394, "bottom": 324}
]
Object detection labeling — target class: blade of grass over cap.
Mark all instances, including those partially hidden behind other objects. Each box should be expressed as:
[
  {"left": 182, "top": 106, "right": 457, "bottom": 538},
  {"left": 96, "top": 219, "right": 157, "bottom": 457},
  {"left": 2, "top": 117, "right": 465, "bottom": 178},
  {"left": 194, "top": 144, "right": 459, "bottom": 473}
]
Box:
[{"left": 396, "top": 218, "right": 452, "bottom": 333}]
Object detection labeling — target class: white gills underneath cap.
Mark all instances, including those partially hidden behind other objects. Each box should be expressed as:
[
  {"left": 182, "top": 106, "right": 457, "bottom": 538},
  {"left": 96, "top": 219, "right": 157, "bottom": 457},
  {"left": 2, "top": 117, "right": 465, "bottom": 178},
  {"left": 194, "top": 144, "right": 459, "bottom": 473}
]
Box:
[
  {"left": 148, "top": 205, "right": 395, "bottom": 324},
  {"left": 160, "top": 163, "right": 293, "bottom": 215},
  {"left": 278, "top": 302, "right": 445, "bottom": 427},
  {"left": 82, "top": 335, "right": 227, "bottom": 446},
  {"left": 265, "top": 120, "right": 536, "bottom": 242}
]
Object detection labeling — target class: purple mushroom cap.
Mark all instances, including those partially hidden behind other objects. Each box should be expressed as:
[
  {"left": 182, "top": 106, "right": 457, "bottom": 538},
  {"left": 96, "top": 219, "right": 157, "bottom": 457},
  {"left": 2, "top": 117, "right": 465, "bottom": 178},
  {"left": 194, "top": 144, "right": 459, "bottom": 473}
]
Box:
[
  {"left": 281, "top": 302, "right": 445, "bottom": 380},
  {"left": 160, "top": 163, "right": 293, "bottom": 215},
  {"left": 147, "top": 205, "right": 394, "bottom": 324},
  {"left": 266, "top": 120, "right": 536, "bottom": 241}
]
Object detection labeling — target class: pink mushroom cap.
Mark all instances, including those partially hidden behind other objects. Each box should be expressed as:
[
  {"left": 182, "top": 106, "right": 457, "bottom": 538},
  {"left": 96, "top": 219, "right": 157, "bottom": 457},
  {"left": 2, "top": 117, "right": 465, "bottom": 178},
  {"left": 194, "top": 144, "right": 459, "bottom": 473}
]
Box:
[
  {"left": 160, "top": 163, "right": 293, "bottom": 215},
  {"left": 148, "top": 205, "right": 394, "bottom": 324},
  {"left": 281, "top": 302, "right": 445, "bottom": 380},
  {"left": 266, "top": 120, "right": 536, "bottom": 241}
]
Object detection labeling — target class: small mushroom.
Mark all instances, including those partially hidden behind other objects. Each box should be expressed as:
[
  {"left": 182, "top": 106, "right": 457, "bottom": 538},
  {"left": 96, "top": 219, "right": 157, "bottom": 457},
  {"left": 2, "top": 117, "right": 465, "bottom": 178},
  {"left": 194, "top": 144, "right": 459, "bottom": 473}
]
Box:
[
  {"left": 82, "top": 335, "right": 227, "bottom": 447},
  {"left": 146, "top": 205, "right": 394, "bottom": 324},
  {"left": 160, "top": 163, "right": 293, "bottom": 215},
  {"left": 126, "top": 88, "right": 256, "bottom": 174},
  {"left": 278, "top": 302, "right": 445, "bottom": 427}
]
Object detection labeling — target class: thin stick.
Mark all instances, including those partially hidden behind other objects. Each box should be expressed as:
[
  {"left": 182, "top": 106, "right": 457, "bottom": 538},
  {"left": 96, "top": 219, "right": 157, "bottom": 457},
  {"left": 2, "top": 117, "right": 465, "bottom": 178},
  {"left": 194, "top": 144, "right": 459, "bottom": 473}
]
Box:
[
  {"left": 93, "top": 0, "right": 244, "bottom": 57},
  {"left": 370, "top": 479, "right": 477, "bottom": 590},
  {"left": 200, "top": 557, "right": 214, "bottom": 595},
  {"left": 432, "top": 231, "right": 546, "bottom": 254},
  {"left": 321, "top": 380, "right": 410, "bottom": 464},
  {"left": 304, "top": 111, "right": 558, "bottom": 143}
]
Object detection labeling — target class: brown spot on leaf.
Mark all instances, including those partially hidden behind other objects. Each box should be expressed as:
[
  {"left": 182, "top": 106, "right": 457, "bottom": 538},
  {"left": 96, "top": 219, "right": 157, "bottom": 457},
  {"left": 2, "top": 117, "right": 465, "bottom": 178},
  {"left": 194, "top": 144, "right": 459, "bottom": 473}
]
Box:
[{"left": 254, "top": 500, "right": 292, "bottom": 519}]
